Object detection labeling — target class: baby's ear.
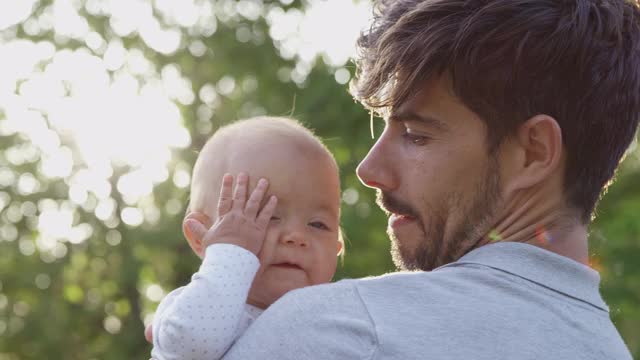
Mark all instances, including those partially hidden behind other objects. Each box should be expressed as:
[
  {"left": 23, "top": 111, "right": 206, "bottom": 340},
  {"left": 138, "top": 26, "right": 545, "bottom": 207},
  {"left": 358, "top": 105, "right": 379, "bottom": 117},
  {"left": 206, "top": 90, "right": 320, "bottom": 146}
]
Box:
[{"left": 183, "top": 212, "right": 212, "bottom": 258}]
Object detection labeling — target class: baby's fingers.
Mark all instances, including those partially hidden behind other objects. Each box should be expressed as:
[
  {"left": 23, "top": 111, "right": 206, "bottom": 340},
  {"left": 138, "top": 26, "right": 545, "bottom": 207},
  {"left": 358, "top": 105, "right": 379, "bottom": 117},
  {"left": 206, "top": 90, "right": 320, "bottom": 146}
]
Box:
[
  {"left": 232, "top": 173, "right": 249, "bottom": 212},
  {"left": 244, "top": 178, "right": 269, "bottom": 218},
  {"left": 144, "top": 324, "right": 153, "bottom": 343},
  {"left": 185, "top": 219, "right": 209, "bottom": 244},
  {"left": 256, "top": 195, "right": 278, "bottom": 229},
  {"left": 217, "top": 173, "right": 234, "bottom": 216}
]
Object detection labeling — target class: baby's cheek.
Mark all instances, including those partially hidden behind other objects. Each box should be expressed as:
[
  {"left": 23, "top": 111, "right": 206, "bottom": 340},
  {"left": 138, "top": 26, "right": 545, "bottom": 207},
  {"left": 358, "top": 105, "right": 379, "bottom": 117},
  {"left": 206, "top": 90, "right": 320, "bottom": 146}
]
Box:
[{"left": 310, "top": 254, "right": 338, "bottom": 284}]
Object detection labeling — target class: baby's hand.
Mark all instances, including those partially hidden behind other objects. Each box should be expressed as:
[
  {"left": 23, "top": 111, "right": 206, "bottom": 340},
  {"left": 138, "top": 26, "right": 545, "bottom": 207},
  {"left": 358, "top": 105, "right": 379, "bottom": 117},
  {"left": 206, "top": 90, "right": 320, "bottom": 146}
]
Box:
[{"left": 187, "top": 173, "right": 277, "bottom": 256}]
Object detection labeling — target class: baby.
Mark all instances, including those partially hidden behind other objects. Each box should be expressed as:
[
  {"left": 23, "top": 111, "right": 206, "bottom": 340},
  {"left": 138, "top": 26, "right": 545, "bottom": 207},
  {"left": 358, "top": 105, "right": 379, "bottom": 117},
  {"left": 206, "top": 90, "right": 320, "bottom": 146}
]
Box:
[{"left": 149, "top": 116, "right": 343, "bottom": 359}]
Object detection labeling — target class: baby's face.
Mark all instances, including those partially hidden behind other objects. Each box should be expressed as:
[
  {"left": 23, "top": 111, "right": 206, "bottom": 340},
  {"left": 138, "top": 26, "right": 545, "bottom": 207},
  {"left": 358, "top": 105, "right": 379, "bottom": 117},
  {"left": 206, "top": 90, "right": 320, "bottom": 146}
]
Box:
[{"left": 226, "top": 142, "right": 341, "bottom": 309}]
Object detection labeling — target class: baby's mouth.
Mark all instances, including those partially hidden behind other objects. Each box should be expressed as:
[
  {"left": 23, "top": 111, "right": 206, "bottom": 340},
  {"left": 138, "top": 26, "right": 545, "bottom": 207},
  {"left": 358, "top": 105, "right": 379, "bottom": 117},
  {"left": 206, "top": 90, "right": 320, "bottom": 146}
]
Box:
[{"left": 272, "top": 262, "right": 303, "bottom": 270}]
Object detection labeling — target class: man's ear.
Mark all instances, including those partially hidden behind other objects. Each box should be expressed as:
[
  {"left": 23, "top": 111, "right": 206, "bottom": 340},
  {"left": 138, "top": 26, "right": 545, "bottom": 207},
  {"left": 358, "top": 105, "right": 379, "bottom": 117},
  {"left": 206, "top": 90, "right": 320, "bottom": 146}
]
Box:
[
  {"left": 183, "top": 212, "right": 213, "bottom": 258},
  {"left": 503, "top": 114, "right": 564, "bottom": 194}
]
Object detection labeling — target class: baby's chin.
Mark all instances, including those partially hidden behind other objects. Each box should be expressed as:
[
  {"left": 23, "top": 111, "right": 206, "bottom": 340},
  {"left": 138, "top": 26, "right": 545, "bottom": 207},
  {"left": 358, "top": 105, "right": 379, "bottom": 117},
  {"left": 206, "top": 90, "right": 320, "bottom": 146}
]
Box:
[
  {"left": 248, "top": 276, "right": 324, "bottom": 309},
  {"left": 247, "top": 269, "right": 335, "bottom": 308},
  {"left": 247, "top": 282, "right": 306, "bottom": 308}
]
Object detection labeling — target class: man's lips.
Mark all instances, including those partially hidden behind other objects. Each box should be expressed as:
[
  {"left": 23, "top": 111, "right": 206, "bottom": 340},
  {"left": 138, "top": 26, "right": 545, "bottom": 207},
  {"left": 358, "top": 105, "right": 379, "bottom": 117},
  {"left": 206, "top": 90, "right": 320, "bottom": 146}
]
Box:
[
  {"left": 389, "top": 213, "right": 417, "bottom": 228},
  {"left": 377, "top": 192, "right": 418, "bottom": 225}
]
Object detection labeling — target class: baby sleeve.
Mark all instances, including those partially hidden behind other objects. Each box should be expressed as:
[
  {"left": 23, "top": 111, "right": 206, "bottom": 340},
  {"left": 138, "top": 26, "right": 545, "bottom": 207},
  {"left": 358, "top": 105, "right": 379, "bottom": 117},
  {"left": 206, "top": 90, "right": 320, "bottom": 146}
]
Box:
[{"left": 151, "top": 244, "right": 260, "bottom": 360}]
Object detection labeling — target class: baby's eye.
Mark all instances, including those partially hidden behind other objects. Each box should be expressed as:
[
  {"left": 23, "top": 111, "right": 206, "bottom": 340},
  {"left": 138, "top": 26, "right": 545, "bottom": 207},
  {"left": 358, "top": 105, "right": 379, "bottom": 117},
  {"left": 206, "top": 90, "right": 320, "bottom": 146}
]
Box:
[
  {"left": 270, "top": 216, "right": 281, "bottom": 222},
  {"left": 309, "top": 221, "right": 330, "bottom": 231}
]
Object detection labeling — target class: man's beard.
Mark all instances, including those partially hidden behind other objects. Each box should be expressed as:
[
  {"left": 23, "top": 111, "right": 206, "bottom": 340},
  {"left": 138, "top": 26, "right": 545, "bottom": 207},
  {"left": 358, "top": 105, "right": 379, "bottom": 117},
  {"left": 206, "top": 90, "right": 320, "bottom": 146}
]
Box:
[{"left": 379, "top": 157, "right": 502, "bottom": 271}]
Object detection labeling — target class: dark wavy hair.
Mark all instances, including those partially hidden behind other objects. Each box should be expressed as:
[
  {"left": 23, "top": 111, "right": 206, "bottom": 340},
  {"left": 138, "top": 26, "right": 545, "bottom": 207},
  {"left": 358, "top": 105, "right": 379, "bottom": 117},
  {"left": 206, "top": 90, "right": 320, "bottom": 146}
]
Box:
[{"left": 351, "top": 0, "right": 640, "bottom": 223}]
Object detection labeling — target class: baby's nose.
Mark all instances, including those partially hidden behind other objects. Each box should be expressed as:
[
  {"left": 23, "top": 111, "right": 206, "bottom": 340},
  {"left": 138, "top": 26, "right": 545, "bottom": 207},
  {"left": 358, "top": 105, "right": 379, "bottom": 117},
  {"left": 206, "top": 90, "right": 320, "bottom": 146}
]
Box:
[{"left": 280, "top": 231, "right": 309, "bottom": 248}]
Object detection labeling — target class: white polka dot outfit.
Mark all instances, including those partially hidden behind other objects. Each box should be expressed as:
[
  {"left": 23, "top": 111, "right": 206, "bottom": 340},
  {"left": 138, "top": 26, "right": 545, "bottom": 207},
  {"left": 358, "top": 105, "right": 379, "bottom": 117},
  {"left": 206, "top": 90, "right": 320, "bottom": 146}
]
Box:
[{"left": 151, "top": 244, "right": 263, "bottom": 360}]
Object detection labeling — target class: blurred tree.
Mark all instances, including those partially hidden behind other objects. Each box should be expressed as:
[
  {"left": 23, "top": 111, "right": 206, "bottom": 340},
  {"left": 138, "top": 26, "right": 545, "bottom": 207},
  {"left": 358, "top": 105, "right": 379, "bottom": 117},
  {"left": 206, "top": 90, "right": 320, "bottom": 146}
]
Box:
[{"left": 0, "top": 0, "right": 637, "bottom": 359}]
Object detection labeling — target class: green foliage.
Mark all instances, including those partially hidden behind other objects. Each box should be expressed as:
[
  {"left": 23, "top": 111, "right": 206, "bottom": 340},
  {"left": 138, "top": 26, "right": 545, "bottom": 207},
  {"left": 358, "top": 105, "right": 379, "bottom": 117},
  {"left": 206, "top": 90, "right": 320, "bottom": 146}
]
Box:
[{"left": 0, "top": 1, "right": 638, "bottom": 359}]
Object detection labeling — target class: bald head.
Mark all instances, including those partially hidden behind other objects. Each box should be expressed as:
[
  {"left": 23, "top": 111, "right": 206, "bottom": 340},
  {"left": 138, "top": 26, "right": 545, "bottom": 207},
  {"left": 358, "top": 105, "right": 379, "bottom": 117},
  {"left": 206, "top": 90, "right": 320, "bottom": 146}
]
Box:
[{"left": 189, "top": 116, "right": 338, "bottom": 220}]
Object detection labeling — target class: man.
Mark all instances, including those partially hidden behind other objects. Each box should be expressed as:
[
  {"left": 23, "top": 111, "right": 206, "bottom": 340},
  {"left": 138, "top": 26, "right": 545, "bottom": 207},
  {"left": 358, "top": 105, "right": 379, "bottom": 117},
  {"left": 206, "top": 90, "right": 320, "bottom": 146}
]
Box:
[{"left": 199, "top": 0, "right": 638, "bottom": 358}]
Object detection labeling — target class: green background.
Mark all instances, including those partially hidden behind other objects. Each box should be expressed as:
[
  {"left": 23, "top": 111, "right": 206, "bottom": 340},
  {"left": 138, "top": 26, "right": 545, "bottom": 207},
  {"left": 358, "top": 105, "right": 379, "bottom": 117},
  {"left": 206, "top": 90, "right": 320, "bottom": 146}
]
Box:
[{"left": 0, "top": 1, "right": 638, "bottom": 359}]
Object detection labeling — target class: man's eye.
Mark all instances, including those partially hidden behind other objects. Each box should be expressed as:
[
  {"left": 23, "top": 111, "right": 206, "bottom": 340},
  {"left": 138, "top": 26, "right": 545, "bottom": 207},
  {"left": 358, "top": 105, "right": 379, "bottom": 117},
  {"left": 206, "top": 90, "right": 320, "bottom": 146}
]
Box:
[
  {"left": 309, "top": 221, "right": 330, "bottom": 230},
  {"left": 402, "top": 132, "right": 429, "bottom": 146}
]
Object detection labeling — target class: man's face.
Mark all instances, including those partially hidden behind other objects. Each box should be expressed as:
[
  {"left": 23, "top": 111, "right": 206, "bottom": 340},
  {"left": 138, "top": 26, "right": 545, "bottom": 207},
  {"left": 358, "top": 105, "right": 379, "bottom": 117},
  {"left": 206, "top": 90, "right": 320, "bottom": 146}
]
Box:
[{"left": 357, "top": 76, "right": 502, "bottom": 271}]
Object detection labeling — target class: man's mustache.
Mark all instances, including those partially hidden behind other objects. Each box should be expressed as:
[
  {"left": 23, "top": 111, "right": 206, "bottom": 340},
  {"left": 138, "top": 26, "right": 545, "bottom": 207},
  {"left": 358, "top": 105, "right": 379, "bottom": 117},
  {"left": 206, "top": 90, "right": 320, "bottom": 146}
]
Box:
[{"left": 376, "top": 191, "right": 419, "bottom": 218}]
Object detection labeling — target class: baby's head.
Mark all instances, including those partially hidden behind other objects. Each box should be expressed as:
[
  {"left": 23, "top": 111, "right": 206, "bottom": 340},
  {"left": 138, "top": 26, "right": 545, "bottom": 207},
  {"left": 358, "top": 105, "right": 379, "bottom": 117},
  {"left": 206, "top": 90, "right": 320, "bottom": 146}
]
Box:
[{"left": 186, "top": 116, "right": 343, "bottom": 308}]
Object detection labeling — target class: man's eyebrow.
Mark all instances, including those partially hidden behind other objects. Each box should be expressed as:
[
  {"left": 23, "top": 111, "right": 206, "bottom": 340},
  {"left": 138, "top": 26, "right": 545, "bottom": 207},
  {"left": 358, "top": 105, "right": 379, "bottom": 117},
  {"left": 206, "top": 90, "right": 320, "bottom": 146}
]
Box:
[{"left": 388, "top": 111, "right": 449, "bottom": 132}]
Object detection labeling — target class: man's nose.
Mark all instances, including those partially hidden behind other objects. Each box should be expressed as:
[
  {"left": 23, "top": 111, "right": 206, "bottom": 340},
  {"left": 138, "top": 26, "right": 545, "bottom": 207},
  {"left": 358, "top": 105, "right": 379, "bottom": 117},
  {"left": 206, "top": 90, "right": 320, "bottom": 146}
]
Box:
[
  {"left": 280, "top": 229, "right": 309, "bottom": 248},
  {"left": 356, "top": 134, "right": 397, "bottom": 191}
]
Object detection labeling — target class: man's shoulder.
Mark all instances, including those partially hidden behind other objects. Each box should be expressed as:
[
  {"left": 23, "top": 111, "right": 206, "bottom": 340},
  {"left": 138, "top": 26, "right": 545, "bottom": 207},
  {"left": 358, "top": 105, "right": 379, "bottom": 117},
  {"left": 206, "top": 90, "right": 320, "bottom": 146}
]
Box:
[
  {"left": 282, "top": 265, "right": 526, "bottom": 324},
  {"left": 263, "top": 275, "right": 418, "bottom": 323},
  {"left": 228, "top": 279, "right": 380, "bottom": 359},
  {"left": 336, "top": 269, "right": 462, "bottom": 294},
  {"left": 282, "top": 272, "right": 419, "bottom": 296},
  {"left": 275, "top": 278, "right": 365, "bottom": 310},
  {"left": 278, "top": 271, "right": 442, "bottom": 311}
]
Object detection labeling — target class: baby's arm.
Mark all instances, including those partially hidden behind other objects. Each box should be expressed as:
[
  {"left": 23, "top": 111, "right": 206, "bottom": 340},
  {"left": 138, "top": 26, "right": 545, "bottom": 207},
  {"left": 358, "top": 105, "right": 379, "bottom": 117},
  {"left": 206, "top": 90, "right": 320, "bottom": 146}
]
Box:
[
  {"left": 151, "top": 243, "right": 259, "bottom": 360},
  {"left": 151, "top": 173, "right": 277, "bottom": 360}
]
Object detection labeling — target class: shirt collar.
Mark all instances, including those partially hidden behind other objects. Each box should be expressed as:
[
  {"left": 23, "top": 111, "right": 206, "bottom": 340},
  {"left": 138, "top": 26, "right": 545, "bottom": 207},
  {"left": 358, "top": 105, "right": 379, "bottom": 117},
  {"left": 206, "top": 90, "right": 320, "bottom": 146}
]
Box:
[{"left": 442, "top": 242, "right": 608, "bottom": 311}]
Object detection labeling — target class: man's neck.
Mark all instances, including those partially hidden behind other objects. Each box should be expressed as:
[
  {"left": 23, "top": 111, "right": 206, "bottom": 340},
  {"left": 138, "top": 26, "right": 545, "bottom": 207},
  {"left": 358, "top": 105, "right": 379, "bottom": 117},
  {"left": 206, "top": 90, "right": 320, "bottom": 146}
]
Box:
[{"left": 486, "top": 189, "right": 589, "bottom": 265}]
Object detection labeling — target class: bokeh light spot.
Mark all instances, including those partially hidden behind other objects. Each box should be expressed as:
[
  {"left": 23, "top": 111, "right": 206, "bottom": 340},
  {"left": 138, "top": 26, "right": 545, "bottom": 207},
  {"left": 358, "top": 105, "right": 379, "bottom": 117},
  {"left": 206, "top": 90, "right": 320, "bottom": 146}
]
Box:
[
  {"left": 145, "top": 284, "right": 165, "bottom": 302},
  {"left": 121, "top": 207, "right": 144, "bottom": 226},
  {"left": 104, "top": 315, "right": 122, "bottom": 334},
  {"left": 35, "top": 273, "right": 51, "bottom": 290}
]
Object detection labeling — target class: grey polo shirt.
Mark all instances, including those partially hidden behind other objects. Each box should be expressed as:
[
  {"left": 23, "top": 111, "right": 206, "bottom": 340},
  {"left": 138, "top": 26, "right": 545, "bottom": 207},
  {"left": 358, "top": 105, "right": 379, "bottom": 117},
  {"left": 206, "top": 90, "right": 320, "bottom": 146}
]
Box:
[{"left": 223, "top": 242, "right": 632, "bottom": 359}]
